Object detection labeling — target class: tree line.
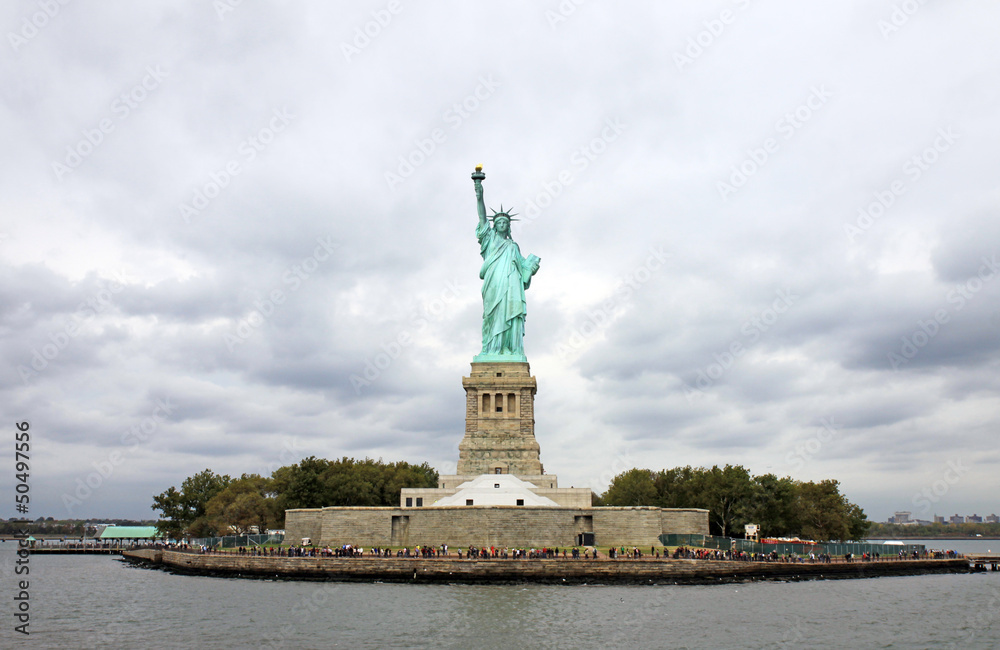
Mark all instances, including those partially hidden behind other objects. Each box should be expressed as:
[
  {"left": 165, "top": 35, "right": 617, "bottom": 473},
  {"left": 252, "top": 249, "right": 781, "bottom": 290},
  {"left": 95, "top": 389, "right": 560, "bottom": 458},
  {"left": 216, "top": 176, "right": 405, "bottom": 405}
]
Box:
[
  {"left": 597, "top": 465, "right": 871, "bottom": 542},
  {"left": 153, "top": 457, "right": 870, "bottom": 543},
  {"left": 151, "top": 457, "right": 437, "bottom": 538}
]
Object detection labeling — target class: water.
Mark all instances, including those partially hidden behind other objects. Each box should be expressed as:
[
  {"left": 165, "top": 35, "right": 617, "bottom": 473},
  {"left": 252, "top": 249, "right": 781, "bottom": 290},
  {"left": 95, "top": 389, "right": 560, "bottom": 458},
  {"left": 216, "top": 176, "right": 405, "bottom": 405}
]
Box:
[{"left": 2, "top": 540, "right": 998, "bottom": 649}]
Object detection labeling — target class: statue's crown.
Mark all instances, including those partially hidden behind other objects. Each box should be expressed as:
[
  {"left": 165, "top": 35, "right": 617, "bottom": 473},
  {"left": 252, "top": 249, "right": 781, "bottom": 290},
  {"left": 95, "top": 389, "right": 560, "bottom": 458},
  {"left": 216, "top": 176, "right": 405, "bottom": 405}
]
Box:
[{"left": 490, "top": 205, "right": 519, "bottom": 222}]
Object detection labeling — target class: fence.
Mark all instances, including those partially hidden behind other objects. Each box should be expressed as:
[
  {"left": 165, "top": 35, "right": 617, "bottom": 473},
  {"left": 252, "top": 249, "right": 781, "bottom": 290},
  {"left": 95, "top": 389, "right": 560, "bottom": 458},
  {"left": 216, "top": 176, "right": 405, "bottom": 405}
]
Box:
[
  {"left": 659, "top": 534, "right": 927, "bottom": 557},
  {"left": 188, "top": 533, "right": 284, "bottom": 548}
]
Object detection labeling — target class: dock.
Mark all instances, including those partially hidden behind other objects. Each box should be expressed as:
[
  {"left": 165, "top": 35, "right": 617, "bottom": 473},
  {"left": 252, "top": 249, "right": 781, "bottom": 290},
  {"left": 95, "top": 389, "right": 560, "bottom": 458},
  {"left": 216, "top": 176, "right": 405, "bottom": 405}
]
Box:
[
  {"left": 967, "top": 554, "right": 1000, "bottom": 571},
  {"left": 121, "top": 549, "right": 972, "bottom": 584},
  {"left": 29, "top": 547, "right": 124, "bottom": 555}
]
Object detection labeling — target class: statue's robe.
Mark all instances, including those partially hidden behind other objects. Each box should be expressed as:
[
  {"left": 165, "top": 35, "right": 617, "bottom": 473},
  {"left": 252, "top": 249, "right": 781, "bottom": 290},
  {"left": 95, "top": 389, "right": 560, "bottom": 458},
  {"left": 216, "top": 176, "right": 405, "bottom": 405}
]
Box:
[{"left": 477, "top": 221, "right": 534, "bottom": 355}]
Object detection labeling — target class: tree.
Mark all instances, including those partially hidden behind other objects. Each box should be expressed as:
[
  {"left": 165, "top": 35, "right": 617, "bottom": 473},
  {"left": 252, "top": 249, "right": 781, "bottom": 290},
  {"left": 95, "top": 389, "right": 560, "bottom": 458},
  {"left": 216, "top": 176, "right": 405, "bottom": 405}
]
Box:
[
  {"left": 696, "top": 465, "right": 756, "bottom": 538},
  {"left": 598, "top": 464, "right": 872, "bottom": 542},
  {"left": 845, "top": 502, "right": 872, "bottom": 541},
  {"left": 205, "top": 474, "right": 276, "bottom": 535},
  {"left": 271, "top": 456, "right": 332, "bottom": 511},
  {"left": 795, "top": 480, "right": 869, "bottom": 542},
  {"left": 749, "top": 473, "right": 799, "bottom": 537},
  {"left": 601, "top": 469, "right": 657, "bottom": 506},
  {"left": 269, "top": 456, "right": 439, "bottom": 517},
  {"left": 151, "top": 486, "right": 185, "bottom": 539},
  {"left": 652, "top": 466, "right": 700, "bottom": 508},
  {"left": 152, "top": 469, "right": 232, "bottom": 538}
]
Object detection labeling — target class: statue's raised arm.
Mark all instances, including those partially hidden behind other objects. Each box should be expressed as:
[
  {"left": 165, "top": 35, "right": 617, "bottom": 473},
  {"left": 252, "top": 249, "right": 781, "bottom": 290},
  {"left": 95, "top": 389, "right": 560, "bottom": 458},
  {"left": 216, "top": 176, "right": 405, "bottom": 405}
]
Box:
[{"left": 472, "top": 165, "right": 487, "bottom": 228}]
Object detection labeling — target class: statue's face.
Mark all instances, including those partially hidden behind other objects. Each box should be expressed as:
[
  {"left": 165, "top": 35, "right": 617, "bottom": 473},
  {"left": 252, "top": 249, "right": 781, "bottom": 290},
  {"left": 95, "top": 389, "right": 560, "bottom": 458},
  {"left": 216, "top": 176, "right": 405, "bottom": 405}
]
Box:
[{"left": 495, "top": 218, "right": 510, "bottom": 235}]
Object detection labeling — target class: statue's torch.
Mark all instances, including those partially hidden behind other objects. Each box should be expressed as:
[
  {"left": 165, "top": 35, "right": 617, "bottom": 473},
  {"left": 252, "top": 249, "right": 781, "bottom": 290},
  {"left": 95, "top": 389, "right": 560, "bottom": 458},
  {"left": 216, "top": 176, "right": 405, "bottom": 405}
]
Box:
[{"left": 471, "top": 164, "right": 485, "bottom": 184}]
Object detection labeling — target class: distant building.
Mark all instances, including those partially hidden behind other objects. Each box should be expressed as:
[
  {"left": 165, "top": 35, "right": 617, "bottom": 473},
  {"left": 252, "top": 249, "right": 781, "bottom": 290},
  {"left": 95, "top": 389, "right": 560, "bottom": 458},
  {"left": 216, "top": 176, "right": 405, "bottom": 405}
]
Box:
[
  {"left": 986, "top": 514, "right": 999, "bottom": 524},
  {"left": 967, "top": 514, "right": 983, "bottom": 523},
  {"left": 949, "top": 514, "right": 965, "bottom": 524},
  {"left": 933, "top": 515, "right": 945, "bottom": 524},
  {"left": 894, "top": 511, "right": 912, "bottom": 524}
]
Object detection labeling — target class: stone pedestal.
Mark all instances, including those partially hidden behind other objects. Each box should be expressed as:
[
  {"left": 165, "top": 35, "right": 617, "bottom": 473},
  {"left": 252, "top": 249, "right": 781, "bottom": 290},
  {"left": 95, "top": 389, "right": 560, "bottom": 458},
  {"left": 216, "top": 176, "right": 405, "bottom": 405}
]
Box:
[{"left": 457, "top": 362, "right": 544, "bottom": 476}]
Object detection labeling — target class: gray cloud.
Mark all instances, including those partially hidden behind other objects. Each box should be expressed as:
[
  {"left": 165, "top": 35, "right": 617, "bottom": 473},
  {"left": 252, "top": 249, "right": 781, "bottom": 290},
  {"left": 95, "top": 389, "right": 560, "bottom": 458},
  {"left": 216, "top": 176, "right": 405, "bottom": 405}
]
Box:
[{"left": 2, "top": 1, "right": 999, "bottom": 521}]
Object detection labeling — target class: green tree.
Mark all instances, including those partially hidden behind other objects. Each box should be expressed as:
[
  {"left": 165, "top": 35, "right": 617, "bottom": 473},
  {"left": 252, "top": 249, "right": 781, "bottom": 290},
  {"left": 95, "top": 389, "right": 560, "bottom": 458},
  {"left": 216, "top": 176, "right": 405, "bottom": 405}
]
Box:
[
  {"left": 269, "top": 456, "right": 439, "bottom": 513},
  {"left": 599, "top": 464, "right": 871, "bottom": 541},
  {"left": 601, "top": 468, "right": 658, "bottom": 506},
  {"left": 845, "top": 502, "right": 872, "bottom": 541},
  {"left": 652, "top": 466, "right": 700, "bottom": 508},
  {"left": 795, "top": 480, "right": 869, "bottom": 542},
  {"left": 696, "top": 465, "right": 756, "bottom": 538},
  {"left": 271, "top": 456, "right": 332, "bottom": 511},
  {"left": 205, "top": 474, "right": 276, "bottom": 535},
  {"left": 151, "top": 486, "right": 185, "bottom": 538},
  {"left": 152, "top": 469, "right": 232, "bottom": 538},
  {"left": 749, "top": 473, "right": 799, "bottom": 537}
]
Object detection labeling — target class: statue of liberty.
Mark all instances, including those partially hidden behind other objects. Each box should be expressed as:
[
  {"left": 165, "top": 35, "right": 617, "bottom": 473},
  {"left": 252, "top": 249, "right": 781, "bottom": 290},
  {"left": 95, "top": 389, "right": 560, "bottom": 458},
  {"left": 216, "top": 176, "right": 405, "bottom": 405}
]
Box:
[{"left": 471, "top": 166, "right": 541, "bottom": 362}]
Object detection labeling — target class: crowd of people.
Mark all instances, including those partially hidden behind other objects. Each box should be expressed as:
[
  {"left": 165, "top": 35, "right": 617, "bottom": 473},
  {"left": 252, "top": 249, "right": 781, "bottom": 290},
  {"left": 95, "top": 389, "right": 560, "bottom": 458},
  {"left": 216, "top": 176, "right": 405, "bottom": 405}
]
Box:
[
  {"left": 672, "top": 546, "right": 838, "bottom": 563},
  {"left": 669, "top": 545, "right": 964, "bottom": 563},
  {"left": 154, "top": 542, "right": 962, "bottom": 563},
  {"left": 460, "top": 546, "right": 597, "bottom": 559}
]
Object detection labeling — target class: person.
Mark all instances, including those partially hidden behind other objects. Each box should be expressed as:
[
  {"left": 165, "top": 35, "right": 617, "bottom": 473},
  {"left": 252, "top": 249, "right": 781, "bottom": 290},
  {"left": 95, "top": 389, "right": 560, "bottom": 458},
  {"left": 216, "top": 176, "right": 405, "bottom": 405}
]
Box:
[{"left": 472, "top": 170, "right": 540, "bottom": 359}]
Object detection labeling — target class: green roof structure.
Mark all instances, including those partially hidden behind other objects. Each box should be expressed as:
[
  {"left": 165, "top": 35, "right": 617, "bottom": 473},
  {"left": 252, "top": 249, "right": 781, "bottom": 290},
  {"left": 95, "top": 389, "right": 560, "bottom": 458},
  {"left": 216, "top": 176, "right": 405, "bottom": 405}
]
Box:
[{"left": 98, "top": 526, "right": 161, "bottom": 539}]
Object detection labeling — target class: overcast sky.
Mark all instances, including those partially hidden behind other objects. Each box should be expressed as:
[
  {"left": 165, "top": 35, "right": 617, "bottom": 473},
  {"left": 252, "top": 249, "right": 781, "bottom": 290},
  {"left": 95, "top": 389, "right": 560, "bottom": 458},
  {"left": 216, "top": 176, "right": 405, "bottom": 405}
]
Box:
[{"left": 2, "top": 1, "right": 998, "bottom": 524}]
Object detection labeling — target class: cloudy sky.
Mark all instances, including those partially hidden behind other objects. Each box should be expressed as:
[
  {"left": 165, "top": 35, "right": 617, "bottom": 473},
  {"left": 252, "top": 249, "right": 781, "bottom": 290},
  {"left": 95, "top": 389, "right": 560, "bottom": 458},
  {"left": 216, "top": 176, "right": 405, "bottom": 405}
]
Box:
[{"left": 2, "top": 1, "right": 998, "bottom": 523}]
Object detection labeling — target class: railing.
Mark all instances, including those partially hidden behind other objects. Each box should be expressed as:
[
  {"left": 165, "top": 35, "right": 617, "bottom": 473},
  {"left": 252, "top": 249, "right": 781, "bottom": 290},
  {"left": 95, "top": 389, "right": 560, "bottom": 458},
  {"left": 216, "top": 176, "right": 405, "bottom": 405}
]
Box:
[
  {"left": 658, "top": 533, "right": 936, "bottom": 557},
  {"left": 187, "top": 533, "right": 284, "bottom": 548}
]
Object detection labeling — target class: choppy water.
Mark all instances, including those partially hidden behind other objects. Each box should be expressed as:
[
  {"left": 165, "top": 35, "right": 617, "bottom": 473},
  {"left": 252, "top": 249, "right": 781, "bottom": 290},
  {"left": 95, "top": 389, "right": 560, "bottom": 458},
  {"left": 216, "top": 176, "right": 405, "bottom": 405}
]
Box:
[{"left": 2, "top": 539, "right": 998, "bottom": 649}]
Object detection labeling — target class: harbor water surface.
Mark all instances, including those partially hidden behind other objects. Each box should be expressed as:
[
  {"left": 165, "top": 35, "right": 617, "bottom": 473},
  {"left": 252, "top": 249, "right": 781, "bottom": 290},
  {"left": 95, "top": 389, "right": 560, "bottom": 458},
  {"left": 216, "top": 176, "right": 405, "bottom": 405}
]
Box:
[{"left": 3, "top": 539, "right": 998, "bottom": 648}]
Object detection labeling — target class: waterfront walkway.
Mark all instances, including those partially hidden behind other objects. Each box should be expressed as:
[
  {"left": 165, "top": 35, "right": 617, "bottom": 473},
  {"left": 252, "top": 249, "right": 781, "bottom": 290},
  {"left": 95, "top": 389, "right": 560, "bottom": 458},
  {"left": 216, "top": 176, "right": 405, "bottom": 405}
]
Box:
[
  {"left": 121, "top": 548, "right": 972, "bottom": 584},
  {"left": 967, "top": 554, "right": 1000, "bottom": 570}
]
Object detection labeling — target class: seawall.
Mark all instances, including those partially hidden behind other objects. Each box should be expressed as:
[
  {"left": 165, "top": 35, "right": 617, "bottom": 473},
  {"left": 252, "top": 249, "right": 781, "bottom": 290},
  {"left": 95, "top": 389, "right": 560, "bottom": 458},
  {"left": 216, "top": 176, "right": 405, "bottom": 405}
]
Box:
[
  {"left": 121, "top": 549, "right": 971, "bottom": 585},
  {"left": 285, "top": 506, "right": 709, "bottom": 548}
]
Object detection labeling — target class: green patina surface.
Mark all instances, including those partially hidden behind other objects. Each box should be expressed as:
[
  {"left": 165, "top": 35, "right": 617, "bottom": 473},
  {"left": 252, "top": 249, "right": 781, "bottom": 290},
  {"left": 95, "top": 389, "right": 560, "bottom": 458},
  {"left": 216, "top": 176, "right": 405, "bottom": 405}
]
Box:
[
  {"left": 99, "top": 525, "right": 161, "bottom": 539},
  {"left": 472, "top": 167, "right": 540, "bottom": 363}
]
